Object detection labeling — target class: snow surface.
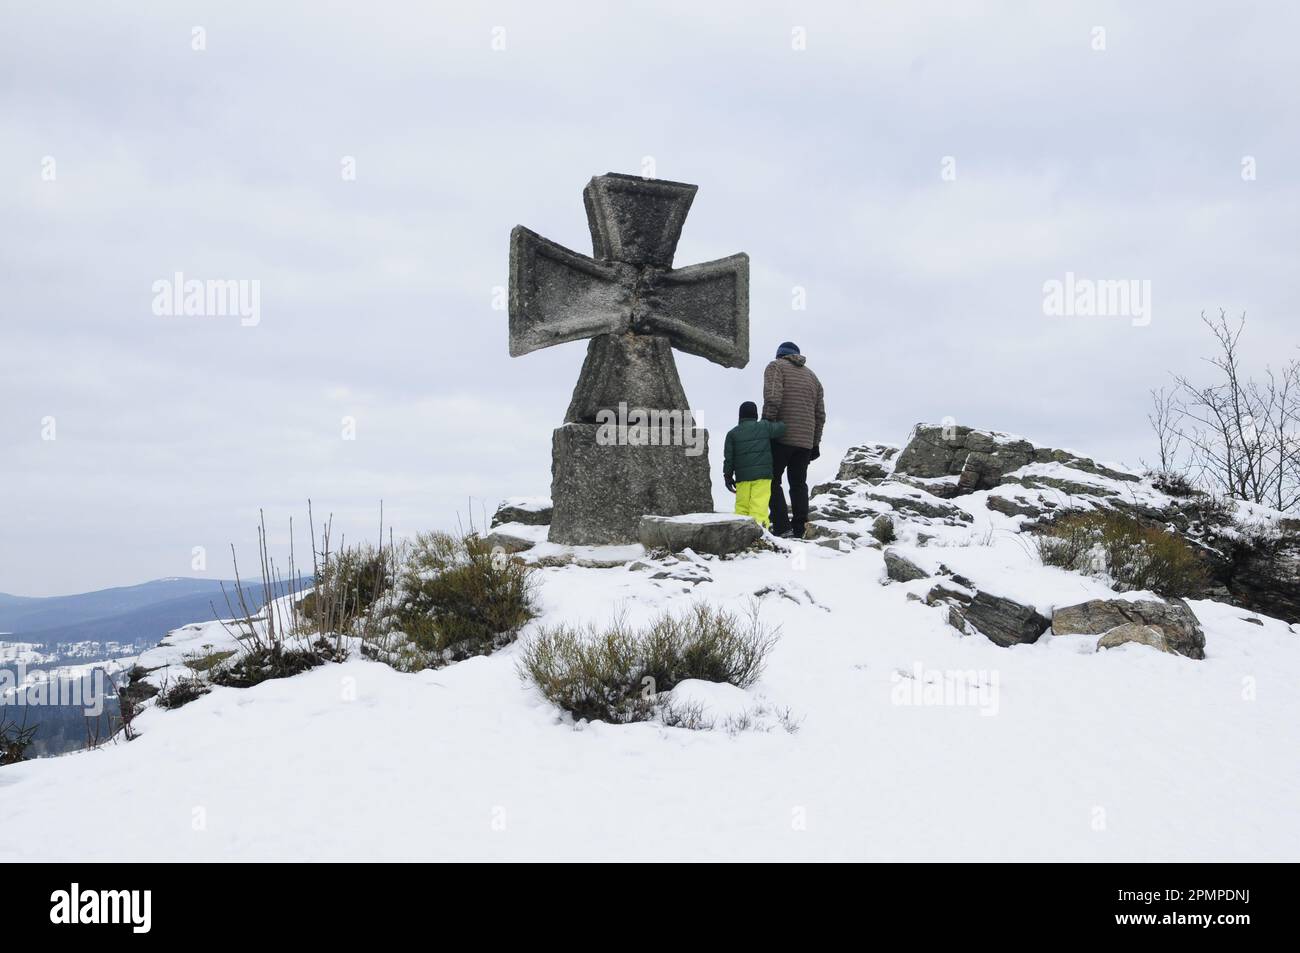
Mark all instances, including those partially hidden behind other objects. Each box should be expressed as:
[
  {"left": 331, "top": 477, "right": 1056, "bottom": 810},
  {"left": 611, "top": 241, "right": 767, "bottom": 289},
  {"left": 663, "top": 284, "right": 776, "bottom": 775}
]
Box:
[{"left": 3, "top": 513, "right": 1298, "bottom": 861}]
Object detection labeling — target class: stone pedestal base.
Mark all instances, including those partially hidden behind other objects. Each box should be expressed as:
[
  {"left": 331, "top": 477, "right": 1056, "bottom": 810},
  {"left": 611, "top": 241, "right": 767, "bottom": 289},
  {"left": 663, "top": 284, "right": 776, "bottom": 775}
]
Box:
[{"left": 548, "top": 423, "right": 713, "bottom": 545}]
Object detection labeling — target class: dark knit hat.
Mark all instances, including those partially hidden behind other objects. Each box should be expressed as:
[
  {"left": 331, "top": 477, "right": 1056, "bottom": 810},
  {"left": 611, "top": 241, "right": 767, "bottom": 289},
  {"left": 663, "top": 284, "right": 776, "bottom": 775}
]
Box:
[
  {"left": 776, "top": 341, "right": 800, "bottom": 358},
  {"left": 738, "top": 400, "right": 758, "bottom": 420}
]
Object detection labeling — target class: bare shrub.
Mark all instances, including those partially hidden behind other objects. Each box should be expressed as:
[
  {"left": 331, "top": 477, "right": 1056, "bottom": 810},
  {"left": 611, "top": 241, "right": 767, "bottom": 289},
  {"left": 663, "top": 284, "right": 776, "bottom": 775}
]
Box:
[
  {"left": 1150, "top": 311, "right": 1300, "bottom": 512},
  {"left": 155, "top": 675, "right": 210, "bottom": 711},
  {"left": 0, "top": 708, "right": 38, "bottom": 765},
  {"left": 1148, "top": 468, "right": 1197, "bottom": 498}
]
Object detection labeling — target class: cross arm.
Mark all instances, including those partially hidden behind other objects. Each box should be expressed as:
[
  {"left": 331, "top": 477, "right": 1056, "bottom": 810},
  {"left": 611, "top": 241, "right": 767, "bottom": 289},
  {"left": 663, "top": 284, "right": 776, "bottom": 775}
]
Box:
[
  {"left": 508, "top": 226, "right": 629, "bottom": 357},
  {"left": 634, "top": 253, "right": 750, "bottom": 369}
]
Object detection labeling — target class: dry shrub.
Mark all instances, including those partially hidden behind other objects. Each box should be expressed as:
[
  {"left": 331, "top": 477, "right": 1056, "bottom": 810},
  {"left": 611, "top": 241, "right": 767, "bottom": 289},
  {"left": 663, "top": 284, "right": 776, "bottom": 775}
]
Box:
[
  {"left": 1035, "top": 509, "right": 1209, "bottom": 597},
  {"left": 209, "top": 637, "right": 347, "bottom": 689},
  {"left": 364, "top": 531, "right": 537, "bottom": 671},
  {"left": 518, "top": 603, "right": 778, "bottom": 724}
]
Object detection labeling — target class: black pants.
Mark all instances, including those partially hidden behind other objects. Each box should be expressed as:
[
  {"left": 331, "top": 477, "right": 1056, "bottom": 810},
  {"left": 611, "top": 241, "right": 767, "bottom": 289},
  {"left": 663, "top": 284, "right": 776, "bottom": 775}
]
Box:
[{"left": 769, "top": 443, "right": 812, "bottom": 536}]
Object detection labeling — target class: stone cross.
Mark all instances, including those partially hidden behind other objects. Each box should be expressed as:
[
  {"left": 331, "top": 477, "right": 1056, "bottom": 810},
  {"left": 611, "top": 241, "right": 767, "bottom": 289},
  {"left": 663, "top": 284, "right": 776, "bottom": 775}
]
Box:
[{"left": 508, "top": 173, "right": 750, "bottom": 544}]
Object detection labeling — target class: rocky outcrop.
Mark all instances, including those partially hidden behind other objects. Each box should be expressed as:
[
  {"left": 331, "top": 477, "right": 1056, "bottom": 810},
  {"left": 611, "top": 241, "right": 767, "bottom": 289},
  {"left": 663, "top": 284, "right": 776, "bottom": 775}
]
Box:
[
  {"left": 835, "top": 443, "right": 899, "bottom": 483},
  {"left": 816, "top": 428, "right": 1298, "bottom": 627},
  {"left": 1221, "top": 529, "right": 1300, "bottom": 625},
  {"left": 638, "top": 513, "right": 762, "bottom": 555},
  {"left": 894, "top": 424, "right": 1140, "bottom": 494},
  {"left": 1051, "top": 598, "right": 1206, "bottom": 659}
]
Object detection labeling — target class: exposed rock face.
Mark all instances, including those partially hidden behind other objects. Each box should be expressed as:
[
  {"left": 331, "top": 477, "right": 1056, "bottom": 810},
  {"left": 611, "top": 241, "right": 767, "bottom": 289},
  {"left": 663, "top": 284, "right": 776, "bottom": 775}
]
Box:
[
  {"left": 638, "top": 513, "right": 762, "bottom": 555},
  {"left": 883, "top": 548, "right": 929, "bottom": 583},
  {"left": 894, "top": 424, "right": 1140, "bottom": 494},
  {"left": 491, "top": 498, "right": 553, "bottom": 527},
  {"left": 1051, "top": 598, "right": 1206, "bottom": 660},
  {"left": 550, "top": 424, "right": 713, "bottom": 545},
  {"left": 1222, "top": 532, "right": 1300, "bottom": 625}
]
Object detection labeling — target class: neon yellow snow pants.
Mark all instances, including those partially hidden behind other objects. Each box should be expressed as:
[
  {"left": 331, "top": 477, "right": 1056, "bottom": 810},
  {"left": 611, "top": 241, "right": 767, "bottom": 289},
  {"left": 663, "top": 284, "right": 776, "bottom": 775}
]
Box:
[{"left": 734, "top": 478, "right": 772, "bottom": 528}]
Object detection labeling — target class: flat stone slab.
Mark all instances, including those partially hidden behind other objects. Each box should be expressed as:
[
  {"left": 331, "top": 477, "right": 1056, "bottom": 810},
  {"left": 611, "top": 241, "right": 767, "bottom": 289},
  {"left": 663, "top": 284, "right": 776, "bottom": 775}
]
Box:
[
  {"left": 638, "top": 512, "right": 762, "bottom": 555},
  {"left": 525, "top": 542, "right": 645, "bottom": 568}
]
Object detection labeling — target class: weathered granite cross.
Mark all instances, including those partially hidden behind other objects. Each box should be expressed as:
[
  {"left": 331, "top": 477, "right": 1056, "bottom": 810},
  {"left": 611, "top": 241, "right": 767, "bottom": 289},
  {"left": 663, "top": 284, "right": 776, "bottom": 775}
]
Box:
[{"left": 508, "top": 173, "right": 750, "bottom": 544}]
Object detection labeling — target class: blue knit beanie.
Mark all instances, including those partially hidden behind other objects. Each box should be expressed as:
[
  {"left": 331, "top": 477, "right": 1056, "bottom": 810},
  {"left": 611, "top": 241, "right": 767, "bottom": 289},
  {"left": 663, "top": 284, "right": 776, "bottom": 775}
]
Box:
[{"left": 776, "top": 341, "right": 800, "bottom": 358}]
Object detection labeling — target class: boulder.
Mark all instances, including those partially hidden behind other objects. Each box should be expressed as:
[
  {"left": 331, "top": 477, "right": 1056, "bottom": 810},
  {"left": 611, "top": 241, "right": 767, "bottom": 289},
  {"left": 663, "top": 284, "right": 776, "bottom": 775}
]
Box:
[
  {"left": 951, "top": 591, "right": 1050, "bottom": 647},
  {"left": 985, "top": 494, "right": 1044, "bottom": 518},
  {"left": 491, "top": 497, "right": 552, "bottom": 527},
  {"left": 637, "top": 513, "right": 762, "bottom": 555},
  {"left": 883, "top": 548, "right": 929, "bottom": 583},
  {"left": 870, "top": 514, "right": 896, "bottom": 543},
  {"left": 1051, "top": 598, "right": 1205, "bottom": 660},
  {"left": 481, "top": 527, "right": 538, "bottom": 554},
  {"left": 1097, "top": 623, "right": 1173, "bottom": 654}
]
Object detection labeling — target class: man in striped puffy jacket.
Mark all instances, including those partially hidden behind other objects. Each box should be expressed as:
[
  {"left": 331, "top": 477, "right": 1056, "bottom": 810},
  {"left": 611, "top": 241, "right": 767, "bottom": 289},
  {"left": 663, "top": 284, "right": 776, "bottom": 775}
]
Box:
[{"left": 761, "top": 341, "right": 826, "bottom": 538}]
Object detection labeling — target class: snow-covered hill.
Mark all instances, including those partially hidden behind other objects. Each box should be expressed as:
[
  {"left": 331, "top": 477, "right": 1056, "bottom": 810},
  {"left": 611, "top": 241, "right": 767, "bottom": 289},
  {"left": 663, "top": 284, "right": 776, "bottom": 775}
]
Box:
[{"left": 3, "top": 427, "right": 1298, "bottom": 862}]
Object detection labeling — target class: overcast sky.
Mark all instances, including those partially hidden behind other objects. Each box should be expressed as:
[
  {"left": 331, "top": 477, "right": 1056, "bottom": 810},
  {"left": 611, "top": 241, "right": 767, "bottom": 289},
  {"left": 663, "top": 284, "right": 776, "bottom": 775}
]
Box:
[{"left": 2, "top": 1, "right": 1297, "bottom": 595}]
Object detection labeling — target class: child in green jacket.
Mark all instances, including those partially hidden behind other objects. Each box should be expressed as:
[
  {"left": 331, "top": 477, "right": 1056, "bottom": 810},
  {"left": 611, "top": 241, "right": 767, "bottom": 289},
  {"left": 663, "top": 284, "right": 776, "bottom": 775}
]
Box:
[{"left": 723, "top": 401, "right": 787, "bottom": 528}]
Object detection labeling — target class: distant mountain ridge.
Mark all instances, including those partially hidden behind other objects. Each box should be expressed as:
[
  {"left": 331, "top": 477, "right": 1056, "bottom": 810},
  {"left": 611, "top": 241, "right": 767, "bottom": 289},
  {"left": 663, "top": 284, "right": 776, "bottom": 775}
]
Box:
[{"left": 0, "top": 578, "right": 306, "bottom": 648}]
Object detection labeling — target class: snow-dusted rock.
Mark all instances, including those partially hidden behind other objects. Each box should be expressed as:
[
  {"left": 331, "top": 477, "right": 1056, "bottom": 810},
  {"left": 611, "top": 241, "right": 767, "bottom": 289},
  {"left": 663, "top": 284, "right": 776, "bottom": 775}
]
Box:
[
  {"left": 482, "top": 521, "right": 547, "bottom": 554},
  {"left": 638, "top": 513, "right": 762, "bottom": 555},
  {"left": 894, "top": 423, "right": 1140, "bottom": 494},
  {"left": 1052, "top": 598, "right": 1206, "bottom": 660},
  {"left": 491, "top": 496, "right": 552, "bottom": 527},
  {"left": 834, "top": 443, "right": 899, "bottom": 483},
  {"left": 883, "top": 548, "right": 929, "bottom": 583}
]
